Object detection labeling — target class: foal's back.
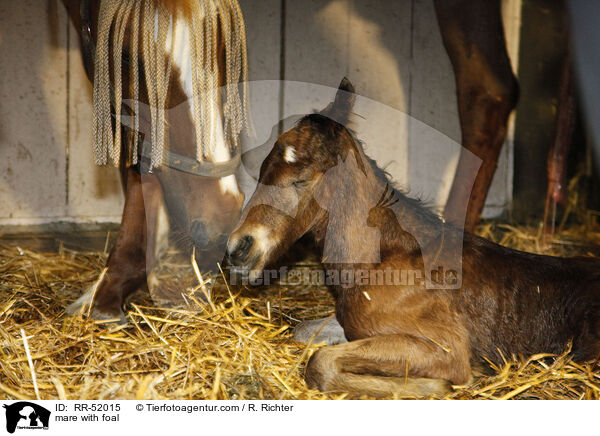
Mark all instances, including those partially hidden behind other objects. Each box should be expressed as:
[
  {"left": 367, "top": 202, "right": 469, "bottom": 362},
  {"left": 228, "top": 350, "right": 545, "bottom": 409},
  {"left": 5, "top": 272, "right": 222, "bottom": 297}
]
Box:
[{"left": 458, "top": 232, "right": 600, "bottom": 364}]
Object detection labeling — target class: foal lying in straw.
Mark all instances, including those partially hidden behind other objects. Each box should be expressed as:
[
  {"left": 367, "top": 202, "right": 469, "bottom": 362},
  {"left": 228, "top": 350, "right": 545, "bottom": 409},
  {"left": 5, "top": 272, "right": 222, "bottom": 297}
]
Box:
[{"left": 226, "top": 78, "right": 600, "bottom": 397}]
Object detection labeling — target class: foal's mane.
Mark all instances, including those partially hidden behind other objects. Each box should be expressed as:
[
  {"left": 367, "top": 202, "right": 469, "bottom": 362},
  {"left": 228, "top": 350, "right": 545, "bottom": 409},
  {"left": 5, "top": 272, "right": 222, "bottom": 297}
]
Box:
[{"left": 300, "top": 112, "right": 443, "bottom": 227}]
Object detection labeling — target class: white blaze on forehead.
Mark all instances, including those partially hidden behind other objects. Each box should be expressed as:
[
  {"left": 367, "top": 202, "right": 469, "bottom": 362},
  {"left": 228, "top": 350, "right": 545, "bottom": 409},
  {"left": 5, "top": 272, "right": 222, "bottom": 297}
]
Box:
[
  {"left": 153, "top": 200, "right": 170, "bottom": 261},
  {"left": 213, "top": 133, "right": 241, "bottom": 197},
  {"left": 164, "top": 15, "right": 241, "bottom": 198},
  {"left": 218, "top": 175, "right": 240, "bottom": 197},
  {"left": 165, "top": 14, "right": 193, "bottom": 107},
  {"left": 284, "top": 146, "right": 297, "bottom": 163}
]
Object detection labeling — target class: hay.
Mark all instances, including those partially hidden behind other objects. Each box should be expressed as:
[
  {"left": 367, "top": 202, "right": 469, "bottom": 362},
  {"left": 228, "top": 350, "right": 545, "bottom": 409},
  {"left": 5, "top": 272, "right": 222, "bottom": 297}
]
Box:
[
  {"left": 1, "top": 219, "right": 600, "bottom": 400},
  {"left": 0, "top": 244, "right": 338, "bottom": 400}
]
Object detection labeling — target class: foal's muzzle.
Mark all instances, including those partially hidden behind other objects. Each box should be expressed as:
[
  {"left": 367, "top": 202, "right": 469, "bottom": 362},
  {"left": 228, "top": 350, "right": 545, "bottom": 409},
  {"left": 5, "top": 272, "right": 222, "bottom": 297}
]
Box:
[{"left": 226, "top": 235, "right": 255, "bottom": 268}]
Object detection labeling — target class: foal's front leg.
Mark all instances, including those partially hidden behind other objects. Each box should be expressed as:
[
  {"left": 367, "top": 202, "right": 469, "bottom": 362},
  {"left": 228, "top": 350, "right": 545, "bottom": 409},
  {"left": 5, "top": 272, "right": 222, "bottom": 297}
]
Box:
[
  {"left": 305, "top": 334, "right": 471, "bottom": 398},
  {"left": 294, "top": 316, "right": 348, "bottom": 345}
]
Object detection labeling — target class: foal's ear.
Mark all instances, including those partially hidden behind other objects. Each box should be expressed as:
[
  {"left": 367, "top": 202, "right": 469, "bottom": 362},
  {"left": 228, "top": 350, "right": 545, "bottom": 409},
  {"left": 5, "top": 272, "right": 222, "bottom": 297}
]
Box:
[{"left": 325, "top": 77, "right": 356, "bottom": 124}]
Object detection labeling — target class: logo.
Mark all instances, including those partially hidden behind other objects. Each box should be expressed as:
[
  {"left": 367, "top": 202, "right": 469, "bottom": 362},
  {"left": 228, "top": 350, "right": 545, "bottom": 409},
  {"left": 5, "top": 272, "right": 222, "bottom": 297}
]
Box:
[{"left": 2, "top": 402, "right": 50, "bottom": 434}]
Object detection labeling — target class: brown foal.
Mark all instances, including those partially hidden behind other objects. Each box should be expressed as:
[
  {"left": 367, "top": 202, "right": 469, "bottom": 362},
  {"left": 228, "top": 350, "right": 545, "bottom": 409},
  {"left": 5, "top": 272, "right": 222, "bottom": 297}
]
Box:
[{"left": 226, "top": 78, "right": 600, "bottom": 397}]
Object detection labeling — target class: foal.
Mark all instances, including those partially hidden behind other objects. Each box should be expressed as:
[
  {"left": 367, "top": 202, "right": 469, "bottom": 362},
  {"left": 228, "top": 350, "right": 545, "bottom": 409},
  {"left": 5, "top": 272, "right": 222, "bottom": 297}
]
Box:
[{"left": 226, "top": 78, "right": 600, "bottom": 397}]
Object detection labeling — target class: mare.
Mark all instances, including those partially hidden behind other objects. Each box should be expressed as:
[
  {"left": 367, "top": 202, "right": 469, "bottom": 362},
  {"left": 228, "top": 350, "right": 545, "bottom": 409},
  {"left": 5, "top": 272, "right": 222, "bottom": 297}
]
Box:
[
  {"left": 226, "top": 78, "right": 600, "bottom": 397},
  {"left": 433, "top": 0, "right": 518, "bottom": 231},
  {"left": 61, "top": 0, "right": 247, "bottom": 322}
]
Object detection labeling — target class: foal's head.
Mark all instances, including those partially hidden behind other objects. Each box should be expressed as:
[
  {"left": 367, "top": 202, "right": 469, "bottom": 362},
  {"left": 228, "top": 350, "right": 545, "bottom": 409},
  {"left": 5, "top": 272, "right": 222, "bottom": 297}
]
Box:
[{"left": 226, "top": 78, "right": 369, "bottom": 276}]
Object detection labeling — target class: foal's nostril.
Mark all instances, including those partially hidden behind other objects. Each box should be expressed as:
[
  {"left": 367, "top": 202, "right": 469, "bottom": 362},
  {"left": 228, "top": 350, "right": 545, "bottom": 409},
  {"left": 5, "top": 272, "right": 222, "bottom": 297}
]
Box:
[
  {"left": 190, "top": 220, "right": 209, "bottom": 249},
  {"left": 228, "top": 235, "right": 254, "bottom": 266}
]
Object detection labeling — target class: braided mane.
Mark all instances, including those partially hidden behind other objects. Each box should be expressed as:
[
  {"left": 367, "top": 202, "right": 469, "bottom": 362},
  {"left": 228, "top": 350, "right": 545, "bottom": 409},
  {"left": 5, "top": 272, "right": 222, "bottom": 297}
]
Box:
[{"left": 93, "top": 0, "right": 251, "bottom": 168}]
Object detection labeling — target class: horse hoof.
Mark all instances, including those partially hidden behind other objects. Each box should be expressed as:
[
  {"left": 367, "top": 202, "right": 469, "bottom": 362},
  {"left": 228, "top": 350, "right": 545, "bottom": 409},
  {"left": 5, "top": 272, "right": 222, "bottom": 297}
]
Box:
[
  {"left": 294, "top": 317, "right": 348, "bottom": 345},
  {"left": 66, "top": 285, "right": 95, "bottom": 316},
  {"left": 90, "top": 308, "right": 128, "bottom": 325},
  {"left": 66, "top": 286, "right": 128, "bottom": 325}
]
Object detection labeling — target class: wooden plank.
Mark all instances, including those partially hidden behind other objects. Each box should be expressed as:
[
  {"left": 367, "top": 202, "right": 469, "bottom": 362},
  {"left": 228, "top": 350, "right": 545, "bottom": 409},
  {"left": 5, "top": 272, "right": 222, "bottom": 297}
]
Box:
[
  {"left": 348, "top": 0, "right": 412, "bottom": 187},
  {"left": 66, "top": 8, "right": 124, "bottom": 223},
  {"left": 283, "top": 0, "right": 412, "bottom": 185},
  {"left": 0, "top": 0, "right": 68, "bottom": 224},
  {"left": 236, "top": 0, "right": 282, "bottom": 195}
]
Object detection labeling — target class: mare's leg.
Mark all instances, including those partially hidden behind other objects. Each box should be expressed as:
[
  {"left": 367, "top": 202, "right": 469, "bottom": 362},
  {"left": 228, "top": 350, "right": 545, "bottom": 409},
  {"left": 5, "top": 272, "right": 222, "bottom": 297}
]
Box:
[
  {"left": 294, "top": 317, "right": 348, "bottom": 345},
  {"left": 434, "top": 0, "right": 519, "bottom": 231},
  {"left": 67, "top": 167, "right": 163, "bottom": 322},
  {"left": 305, "top": 334, "right": 471, "bottom": 398},
  {"left": 542, "top": 52, "right": 575, "bottom": 246}
]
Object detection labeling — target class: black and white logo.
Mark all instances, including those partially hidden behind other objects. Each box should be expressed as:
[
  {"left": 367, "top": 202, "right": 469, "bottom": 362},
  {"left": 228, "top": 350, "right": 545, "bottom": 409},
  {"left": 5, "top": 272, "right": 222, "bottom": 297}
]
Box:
[{"left": 2, "top": 402, "right": 50, "bottom": 434}]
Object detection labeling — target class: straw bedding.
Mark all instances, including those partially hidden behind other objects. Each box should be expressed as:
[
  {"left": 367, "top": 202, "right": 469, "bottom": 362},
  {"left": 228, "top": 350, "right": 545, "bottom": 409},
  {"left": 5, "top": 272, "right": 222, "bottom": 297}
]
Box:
[{"left": 1, "top": 221, "right": 600, "bottom": 400}]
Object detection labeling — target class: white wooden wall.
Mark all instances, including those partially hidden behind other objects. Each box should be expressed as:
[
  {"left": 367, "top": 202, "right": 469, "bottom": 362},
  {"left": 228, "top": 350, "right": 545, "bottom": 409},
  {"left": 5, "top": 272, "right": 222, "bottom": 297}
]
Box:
[
  {"left": 0, "top": 0, "right": 122, "bottom": 226},
  {"left": 0, "top": 0, "right": 521, "bottom": 226}
]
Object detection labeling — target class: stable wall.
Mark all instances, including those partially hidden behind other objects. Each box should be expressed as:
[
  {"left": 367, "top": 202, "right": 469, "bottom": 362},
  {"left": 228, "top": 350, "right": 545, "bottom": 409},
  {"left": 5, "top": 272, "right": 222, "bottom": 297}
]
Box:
[{"left": 0, "top": 0, "right": 521, "bottom": 226}]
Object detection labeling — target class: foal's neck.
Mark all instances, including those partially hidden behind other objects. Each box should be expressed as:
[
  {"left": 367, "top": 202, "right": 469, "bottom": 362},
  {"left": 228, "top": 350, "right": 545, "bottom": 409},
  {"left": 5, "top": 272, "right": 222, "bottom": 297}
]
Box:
[{"left": 312, "top": 154, "right": 444, "bottom": 267}]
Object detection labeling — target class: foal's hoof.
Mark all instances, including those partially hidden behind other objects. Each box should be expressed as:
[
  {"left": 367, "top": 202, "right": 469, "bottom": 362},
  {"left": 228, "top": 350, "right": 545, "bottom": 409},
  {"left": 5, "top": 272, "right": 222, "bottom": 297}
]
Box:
[{"left": 294, "top": 317, "right": 348, "bottom": 345}]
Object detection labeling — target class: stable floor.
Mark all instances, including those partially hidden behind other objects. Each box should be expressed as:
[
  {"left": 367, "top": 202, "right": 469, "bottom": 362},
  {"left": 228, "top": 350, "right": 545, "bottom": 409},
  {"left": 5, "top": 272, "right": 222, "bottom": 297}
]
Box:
[{"left": 0, "top": 220, "right": 599, "bottom": 400}]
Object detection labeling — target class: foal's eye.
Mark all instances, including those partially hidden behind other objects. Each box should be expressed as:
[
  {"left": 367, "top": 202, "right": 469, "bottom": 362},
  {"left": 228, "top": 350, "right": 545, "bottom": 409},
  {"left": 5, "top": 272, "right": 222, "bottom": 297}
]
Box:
[{"left": 292, "top": 180, "right": 308, "bottom": 189}]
